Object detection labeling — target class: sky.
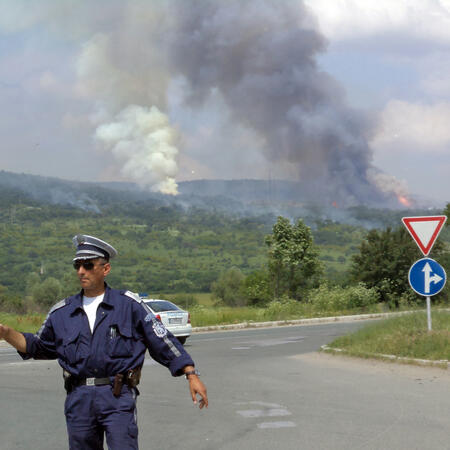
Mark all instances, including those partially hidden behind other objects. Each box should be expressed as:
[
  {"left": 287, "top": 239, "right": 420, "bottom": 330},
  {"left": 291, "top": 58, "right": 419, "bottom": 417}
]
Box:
[{"left": 0, "top": 0, "right": 449, "bottom": 207}]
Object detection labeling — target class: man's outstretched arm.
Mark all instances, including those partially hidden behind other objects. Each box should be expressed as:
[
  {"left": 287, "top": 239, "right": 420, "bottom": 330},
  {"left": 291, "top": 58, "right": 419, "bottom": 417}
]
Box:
[{"left": 0, "top": 324, "right": 26, "bottom": 353}]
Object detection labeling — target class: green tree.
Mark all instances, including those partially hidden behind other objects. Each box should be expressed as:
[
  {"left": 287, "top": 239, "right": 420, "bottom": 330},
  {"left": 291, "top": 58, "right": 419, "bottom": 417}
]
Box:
[
  {"left": 243, "top": 269, "right": 271, "bottom": 305},
  {"left": 0, "top": 283, "right": 24, "bottom": 313},
  {"left": 350, "top": 227, "right": 444, "bottom": 306},
  {"left": 265, "top": 217, "right": 322, "bottom": 300},
  {"left": 211, "top": 267, "right": 247, "bottom": 306},
  {"left": 32, "top": 277, "right": 63, "bottom": 309},
  {"left": 443, "top": 203, "right": 449, "bottom": 220}
]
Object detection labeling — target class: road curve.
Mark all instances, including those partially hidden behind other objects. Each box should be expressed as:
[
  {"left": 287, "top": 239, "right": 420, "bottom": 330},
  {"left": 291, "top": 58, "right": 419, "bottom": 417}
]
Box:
[{"left": 1, "top": 321, "right": 449, "bottom": 450}]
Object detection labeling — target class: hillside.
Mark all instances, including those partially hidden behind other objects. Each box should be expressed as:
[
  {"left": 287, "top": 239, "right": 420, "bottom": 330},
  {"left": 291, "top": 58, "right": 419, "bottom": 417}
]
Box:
[
  {"left": 0, "top": 170, "right": 447, "bottom": 303},
  {"left": 0, "top": 171, "right": 442, "bottom": 228}
]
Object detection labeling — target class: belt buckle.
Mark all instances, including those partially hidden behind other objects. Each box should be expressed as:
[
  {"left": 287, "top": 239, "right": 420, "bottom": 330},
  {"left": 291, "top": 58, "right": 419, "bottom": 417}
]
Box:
[{"left": 86, "top": 378, "right": 95, "bottom": 386}]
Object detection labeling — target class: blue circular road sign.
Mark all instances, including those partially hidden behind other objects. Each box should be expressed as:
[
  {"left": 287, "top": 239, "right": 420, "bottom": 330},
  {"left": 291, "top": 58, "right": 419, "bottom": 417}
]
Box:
[{"left": 408, "top": 258, "right": 446, "bottom": 296}]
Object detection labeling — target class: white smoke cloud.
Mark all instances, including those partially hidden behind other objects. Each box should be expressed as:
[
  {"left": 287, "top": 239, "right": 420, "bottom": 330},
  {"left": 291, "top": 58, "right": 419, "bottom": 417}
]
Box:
[{"left": 95, "top": 105, "right": 179, "bottom": 195}]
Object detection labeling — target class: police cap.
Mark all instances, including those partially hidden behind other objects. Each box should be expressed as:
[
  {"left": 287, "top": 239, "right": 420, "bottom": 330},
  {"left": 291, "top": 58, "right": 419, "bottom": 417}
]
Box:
[{"left": 72, "top": 234, "right": 118, "bottom": 261}]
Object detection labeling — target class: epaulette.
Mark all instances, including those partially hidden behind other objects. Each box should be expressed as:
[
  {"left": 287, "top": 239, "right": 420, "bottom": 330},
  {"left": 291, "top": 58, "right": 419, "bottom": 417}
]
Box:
[
  {"left": 123, "top": 290, "right": 142, "bottom": 303},
  {"left": 123, "top": 291, "right": 154, "bottom": 316},
  {"left": 48, "top": 298, "right": 68, "bottom": 314},
  {"left": 36, "top": 298, "right": 67, "bottom": 338}
]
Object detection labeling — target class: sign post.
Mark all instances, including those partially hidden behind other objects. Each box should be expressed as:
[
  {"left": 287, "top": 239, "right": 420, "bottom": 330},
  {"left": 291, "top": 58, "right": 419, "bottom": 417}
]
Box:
[
  {"left": 402, "top": 215, "right": 447, "bottom": 331},
  {"left": 408, "top": 258, "right": 446, "bottom": 331}
]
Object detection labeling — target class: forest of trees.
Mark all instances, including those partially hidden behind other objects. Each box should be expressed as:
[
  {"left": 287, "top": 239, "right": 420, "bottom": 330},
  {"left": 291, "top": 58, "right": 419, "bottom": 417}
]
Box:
[{"left": 0, "top": 174, "right": 448, "bottom": 314}]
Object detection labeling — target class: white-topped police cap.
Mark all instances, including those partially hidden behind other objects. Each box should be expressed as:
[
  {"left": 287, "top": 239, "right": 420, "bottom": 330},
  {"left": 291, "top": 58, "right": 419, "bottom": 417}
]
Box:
[{"left": 72, "top": 234, "right": 118, "bottom": 261}]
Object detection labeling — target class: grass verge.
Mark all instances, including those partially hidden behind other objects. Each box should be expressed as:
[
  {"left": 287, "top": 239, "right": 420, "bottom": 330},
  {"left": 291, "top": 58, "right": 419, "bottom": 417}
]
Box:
[
  {"left": 326, "top": 311, "right": 450, "bottom": 363},
  {"left": 0, "top": 313, "right": 46, "bottom": 334},
  {"left": 1, "top": 303, "right": 382, "bottom": 333}
]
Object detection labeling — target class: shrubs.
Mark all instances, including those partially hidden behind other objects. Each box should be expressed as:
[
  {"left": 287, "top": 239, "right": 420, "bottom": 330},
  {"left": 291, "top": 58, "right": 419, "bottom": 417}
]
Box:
[
  {"left": 211, "top": 267, "right": 247, "bottom": 306},
  {"left": 31, "top": 277, "right": 62, "bottom": 309},
  {"left": 263, "top": 297, "right": 306, "bottom": 320},
  {"left": 168, "top": 293, "right": 199, "bottom": 310},
  {"left": 307, "top": 283, "right": 379, "bottom": 313}
]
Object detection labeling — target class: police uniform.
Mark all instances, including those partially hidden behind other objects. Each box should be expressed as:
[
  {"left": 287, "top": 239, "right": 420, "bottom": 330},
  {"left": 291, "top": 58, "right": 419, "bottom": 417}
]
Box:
[{"left": 19, "top": 235, "right": 196, "bottom": 450}]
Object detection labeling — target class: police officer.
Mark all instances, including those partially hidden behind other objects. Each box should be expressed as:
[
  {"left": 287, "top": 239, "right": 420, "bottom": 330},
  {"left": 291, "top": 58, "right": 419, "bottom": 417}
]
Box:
[{"left": 0, "top": 234, "right": 208, "bottom": 450}]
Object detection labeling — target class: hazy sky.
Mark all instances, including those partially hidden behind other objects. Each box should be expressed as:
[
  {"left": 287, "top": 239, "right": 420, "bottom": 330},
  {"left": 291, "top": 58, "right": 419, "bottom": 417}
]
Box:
[{"left": 0, "top": 0, "right": 449, "bottom": 207}]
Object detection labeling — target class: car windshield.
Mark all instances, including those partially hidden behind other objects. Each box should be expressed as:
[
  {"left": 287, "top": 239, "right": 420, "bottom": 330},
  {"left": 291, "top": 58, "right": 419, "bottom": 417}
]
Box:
[{"left": 145, "top": 300, "right": 180, "bottom": 312}]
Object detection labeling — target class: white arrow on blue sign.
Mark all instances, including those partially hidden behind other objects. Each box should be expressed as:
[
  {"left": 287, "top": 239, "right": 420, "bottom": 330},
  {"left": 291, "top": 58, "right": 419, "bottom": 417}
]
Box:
[{"left": 408, "top": 258, "right": 446, "bottom": 296}]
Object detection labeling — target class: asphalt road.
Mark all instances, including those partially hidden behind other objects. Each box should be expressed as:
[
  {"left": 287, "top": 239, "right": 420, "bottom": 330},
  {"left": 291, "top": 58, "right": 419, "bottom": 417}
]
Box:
[{"left": 1, "top": 321, "right": 449, "bottom": 450}]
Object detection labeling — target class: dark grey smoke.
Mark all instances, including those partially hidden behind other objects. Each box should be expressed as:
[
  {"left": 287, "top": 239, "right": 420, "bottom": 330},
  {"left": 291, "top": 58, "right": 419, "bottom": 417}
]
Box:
[{"left": 167, "top": 0, "right": 390, "bottom": 206}]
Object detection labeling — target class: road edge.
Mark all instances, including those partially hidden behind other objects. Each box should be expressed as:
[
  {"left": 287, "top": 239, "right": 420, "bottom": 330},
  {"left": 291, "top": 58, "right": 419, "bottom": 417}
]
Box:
[
  {"left": 320, "top": 344, "right": 449, "bottom": 369},
  {"left": 191, "top": 309, "right": 430, "bottom": 333}
]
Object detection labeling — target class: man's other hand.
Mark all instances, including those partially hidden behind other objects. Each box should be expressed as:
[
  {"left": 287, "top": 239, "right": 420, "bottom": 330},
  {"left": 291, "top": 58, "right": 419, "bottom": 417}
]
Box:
[{"left": 188, "top": 376, "right": 208, "bottom": 409}]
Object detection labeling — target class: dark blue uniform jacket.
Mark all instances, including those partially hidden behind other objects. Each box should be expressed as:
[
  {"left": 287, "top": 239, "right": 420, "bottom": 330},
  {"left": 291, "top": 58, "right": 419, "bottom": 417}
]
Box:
[{"left": 20, "top": 286, "right": 194, "bottom": 379}]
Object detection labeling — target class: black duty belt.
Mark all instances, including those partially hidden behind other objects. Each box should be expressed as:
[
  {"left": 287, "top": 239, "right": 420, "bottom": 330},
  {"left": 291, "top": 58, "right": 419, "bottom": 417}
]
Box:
[{"left": 73, "top": 377, "right": 111, "bottom": 387}]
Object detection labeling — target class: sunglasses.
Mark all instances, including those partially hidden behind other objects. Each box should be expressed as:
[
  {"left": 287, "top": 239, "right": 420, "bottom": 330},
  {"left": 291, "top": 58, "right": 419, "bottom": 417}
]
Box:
[{"left": 73, "top": 260, "right": 106, "bottom": 271}]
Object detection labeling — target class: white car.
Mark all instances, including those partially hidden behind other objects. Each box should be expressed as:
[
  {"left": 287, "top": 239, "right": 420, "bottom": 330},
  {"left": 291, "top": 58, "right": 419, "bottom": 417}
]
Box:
[{"left": 142, "top": 298, "right": 192, "bottom": 345}]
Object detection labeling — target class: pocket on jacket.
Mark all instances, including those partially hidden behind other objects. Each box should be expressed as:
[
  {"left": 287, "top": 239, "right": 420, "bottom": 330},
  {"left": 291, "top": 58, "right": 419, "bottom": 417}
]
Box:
[
  {"left": 108, "top": 324, "right": 133, "bottom": 358},
  {"left": 63, "top": 331, "right": 84, "bottom": 364}
]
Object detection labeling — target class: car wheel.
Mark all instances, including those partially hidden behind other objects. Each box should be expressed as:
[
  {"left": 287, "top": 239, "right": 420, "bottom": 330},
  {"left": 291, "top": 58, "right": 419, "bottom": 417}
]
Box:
[{"left": 177, "top": 336, "right": 187, "bottom": 345}]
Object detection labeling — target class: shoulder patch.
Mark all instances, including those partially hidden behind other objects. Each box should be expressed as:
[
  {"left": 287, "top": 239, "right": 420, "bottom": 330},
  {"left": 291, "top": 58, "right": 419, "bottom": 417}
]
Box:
[{"left": 152, "top": 318, "right": 168, "bottom": 338}]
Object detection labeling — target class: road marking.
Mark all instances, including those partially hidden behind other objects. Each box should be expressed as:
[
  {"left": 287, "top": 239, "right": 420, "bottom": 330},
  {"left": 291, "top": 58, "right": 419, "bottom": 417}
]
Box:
[
  {"left": 233, "top": 336, "right": 305, "bottom": 349},
  {"left": 235, "top": 401, "right": 297, "bottom": 429},
  {"left": 235, "top": 401, "right": 283, "bottom": 408},
  {"left": 258, "top": 421, "right": 296, "bottom": 429},
  {"left": 237, "top": 409, "right": 291, "bottom": 418}
]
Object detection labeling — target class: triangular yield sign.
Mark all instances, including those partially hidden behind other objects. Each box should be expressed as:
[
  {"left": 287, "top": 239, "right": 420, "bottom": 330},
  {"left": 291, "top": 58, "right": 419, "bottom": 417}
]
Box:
[{"left": 402, "top": 215, "right": 447, "bottom": 256}]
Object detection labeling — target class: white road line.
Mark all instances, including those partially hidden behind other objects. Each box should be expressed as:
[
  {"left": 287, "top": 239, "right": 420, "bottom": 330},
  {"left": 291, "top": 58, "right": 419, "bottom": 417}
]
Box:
[
  {"left": 257, "top": 421, "right": 296, "bottom": 429},
  {"left": 235, "top": 401, "right": 297, "bottom": 430},
  {"left": 237, "top": 409, "right": 291, "bottom": 418}
]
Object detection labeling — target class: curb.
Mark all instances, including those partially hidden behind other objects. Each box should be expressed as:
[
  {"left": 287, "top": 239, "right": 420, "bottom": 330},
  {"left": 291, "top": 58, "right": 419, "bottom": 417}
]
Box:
[
  {"left": 320, "top": 345, "right": 450, "bottom": 369},
  {"left": 191, "top": 309, "right": 428, "bottom": 333}
]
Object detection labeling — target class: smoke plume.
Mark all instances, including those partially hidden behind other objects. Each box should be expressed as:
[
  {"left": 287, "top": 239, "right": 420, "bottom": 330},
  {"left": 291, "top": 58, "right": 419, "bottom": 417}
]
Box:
[
  {"left": 165, "top": 0, "right": 401, "bottom": 205},
  {"left": 95, "top": 105, "right": 179, "bottom": 195},
  {"left": 74, "top": 5, "right": 178, "bottom": 193},
  {"left": 11, "top": 0, "right": 408, "bottom": 205}
]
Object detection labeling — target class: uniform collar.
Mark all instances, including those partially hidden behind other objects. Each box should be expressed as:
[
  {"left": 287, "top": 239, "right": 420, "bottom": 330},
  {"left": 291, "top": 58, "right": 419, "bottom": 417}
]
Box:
[{"left": 69, "top": 284, "right": 113, "bottom": 315}]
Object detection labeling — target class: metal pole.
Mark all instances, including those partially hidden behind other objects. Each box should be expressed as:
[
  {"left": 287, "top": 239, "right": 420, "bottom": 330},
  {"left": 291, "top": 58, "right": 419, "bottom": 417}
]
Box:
[{"left": 426, "top": 296, "right": 432, "bottom": 331}]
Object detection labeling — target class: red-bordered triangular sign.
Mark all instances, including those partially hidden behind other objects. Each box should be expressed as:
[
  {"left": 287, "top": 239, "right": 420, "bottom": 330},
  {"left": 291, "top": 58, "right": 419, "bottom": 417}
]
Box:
[{"left": 402, "top": 215, "right": 447, "bottom": 256}]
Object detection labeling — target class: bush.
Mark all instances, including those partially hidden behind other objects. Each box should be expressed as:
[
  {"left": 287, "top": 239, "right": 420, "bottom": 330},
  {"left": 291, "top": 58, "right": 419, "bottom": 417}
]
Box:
[
  {"left": 243, "top": 269, "right": 272, "bottom": 305},
  {"left": 169, "top": 293, "right": 198, "bottom": 310},
  {"left": 211, "top": 267, "right": 247, "bottom": 306},
  {"left": 308, "top": 283, "right": 379, "bottom": 313},
  {"left": 32, "top": 277, "right": 63, "bottom": 309},
  {"left": 0, "top": 294, "right": 26, "bottom": 314},
  {"left": 263, "top": 297, "right": 305, "bottom": 320},
  {"left": 167, "top": 278, "right": 196, "bottom": 293}
]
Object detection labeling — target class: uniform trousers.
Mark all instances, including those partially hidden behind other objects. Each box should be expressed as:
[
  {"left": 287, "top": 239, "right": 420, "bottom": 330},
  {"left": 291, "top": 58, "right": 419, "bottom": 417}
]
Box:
[{"left": 65, "top": 383, "right": 138, "bottom": 450}]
